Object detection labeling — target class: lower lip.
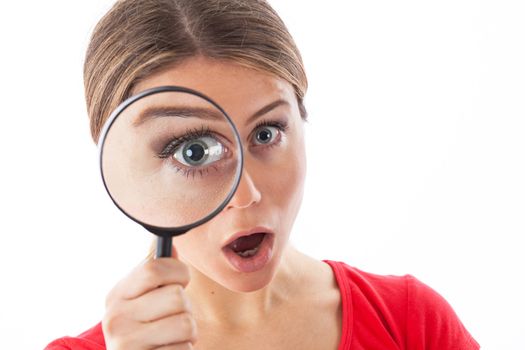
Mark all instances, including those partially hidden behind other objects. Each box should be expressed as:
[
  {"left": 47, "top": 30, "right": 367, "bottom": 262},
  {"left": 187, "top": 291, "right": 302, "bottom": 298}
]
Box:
[{"left": 222, "top": 233, "right": 274, "bottom": 273}]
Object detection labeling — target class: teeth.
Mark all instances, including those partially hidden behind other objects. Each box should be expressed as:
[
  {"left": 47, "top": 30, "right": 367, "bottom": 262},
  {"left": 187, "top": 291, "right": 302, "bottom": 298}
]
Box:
[{"left": 237, "top": 246, "right": 260, "bottom": 257}]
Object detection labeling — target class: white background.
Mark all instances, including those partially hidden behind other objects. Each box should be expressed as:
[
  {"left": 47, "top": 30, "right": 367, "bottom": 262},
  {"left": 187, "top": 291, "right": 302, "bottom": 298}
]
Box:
[{"left": 0, "top": 1, "right": 523, "bottom": 349}]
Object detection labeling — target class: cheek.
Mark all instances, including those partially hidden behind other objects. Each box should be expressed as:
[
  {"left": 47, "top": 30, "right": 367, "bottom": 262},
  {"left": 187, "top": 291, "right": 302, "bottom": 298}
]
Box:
[
  {"left": 172, "top": 229, "right": 206, "bottom": 261},
  {"left": 259, "top": 137, "right": 306, "bottom": 210}
]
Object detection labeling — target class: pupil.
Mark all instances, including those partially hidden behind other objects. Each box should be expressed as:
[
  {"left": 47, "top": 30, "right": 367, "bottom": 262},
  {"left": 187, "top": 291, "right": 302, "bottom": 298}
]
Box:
[
  {"left": 257, "top": 129, "right": 272, "bottom": 143},
  {"left": 183, "top": 142, "right": 207, "bottom": 164}
]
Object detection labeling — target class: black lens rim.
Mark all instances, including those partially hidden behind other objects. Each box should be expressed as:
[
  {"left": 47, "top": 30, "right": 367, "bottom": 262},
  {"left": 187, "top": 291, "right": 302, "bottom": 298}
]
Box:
[{"left": 97, "top": 85, "right": 244, "bottom": 236}]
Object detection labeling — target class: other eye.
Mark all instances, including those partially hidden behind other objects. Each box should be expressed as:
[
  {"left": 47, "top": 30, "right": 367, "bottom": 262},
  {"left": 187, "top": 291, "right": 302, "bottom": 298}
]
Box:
[{"left": 253, "top": 125, "right": 280, "bottom": 145}]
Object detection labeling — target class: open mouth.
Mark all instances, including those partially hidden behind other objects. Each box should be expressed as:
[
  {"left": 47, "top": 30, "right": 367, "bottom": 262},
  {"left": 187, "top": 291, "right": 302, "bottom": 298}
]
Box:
[
  {"left": 226, "top": 232, "right": 267, "bottom": 258},
  {"left": 221, "top": 231, "right": 274, "bottom": 273}
]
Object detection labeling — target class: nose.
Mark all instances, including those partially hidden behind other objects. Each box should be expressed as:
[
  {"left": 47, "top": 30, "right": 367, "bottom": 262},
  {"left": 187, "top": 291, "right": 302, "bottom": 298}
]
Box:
[{"left": 226, "top": 168, "right": 261, "bottom": 210}]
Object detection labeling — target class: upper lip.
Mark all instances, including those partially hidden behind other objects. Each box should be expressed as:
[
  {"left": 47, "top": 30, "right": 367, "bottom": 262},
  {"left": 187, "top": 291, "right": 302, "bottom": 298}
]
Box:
[{"left": 221, "top": 226, "right": 274, "bottom": 248}]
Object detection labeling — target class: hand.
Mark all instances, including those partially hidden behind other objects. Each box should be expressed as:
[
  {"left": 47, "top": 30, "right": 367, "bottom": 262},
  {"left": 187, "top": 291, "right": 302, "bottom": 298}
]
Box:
[{"left": 102, "top": 246, "right": 197, "bottom": 350}]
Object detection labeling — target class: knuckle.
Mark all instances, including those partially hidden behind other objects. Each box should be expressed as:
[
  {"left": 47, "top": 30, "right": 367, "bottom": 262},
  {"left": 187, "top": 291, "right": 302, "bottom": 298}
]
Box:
[
  {"left": 102, "top": 312, "right": 123, "bottom": 336},
  {"left": 177, "top": 312, "right": 197, "bottom": 340},
  {"left": 142, "top": 260, "right": 161, "bottom": 279},
  {"left": 175, "top": 264, "right": 191, "bottom": 285},
  {"left": 103, "top": 314, "right": 138, "bottom": 349},
  {"left": 182, "top": 296, "right": 193, "bottom": 313},
  {"left": 173, "top": 283, "right": 184, "bottom": 296},
  {"left": 141, "top": 263, "right": 166, "bottom": 287},
  {"left": 157, "top": 343, "right": 193, "bottom": 350},
  {"left": 167, "top": 285, "right": 185, "bottom": 310},
  {"left": 179, "top": 343, "right": 194, "bottom": 350}
]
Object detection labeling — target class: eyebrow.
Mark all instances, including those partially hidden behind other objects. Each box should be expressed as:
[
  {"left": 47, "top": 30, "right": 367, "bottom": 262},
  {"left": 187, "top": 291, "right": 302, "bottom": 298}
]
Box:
[
  {"left": 245, "top": 99, "right": 290, "bottom": 125},
  {"left": 133, "top": 99, "right": 290, "bottom": 127},
  {"left": 133, "top": 106, "right": 223, "bottom": 127}
]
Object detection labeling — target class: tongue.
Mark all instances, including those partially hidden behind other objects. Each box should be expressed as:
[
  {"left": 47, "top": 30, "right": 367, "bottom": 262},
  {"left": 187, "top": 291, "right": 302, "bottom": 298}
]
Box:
[{"left": 228, "top": 233, "right": 266, "bottom": 253}]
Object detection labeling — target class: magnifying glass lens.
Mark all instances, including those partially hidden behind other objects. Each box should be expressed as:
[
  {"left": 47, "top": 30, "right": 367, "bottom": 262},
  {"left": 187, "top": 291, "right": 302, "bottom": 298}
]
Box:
[{"left": 100, "top": 89, "right": 242, "bottom": 230}]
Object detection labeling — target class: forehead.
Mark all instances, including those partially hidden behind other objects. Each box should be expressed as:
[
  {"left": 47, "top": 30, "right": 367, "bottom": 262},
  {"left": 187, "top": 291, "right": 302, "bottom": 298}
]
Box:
[{"left": 132, "top": 57, "right": 296, "bottom": 118}]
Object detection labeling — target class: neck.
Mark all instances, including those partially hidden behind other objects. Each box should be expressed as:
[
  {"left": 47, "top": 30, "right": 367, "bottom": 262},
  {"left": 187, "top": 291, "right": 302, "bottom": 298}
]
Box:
[{"left": 183, "top": 245, "right": 310, "bottom": 329}]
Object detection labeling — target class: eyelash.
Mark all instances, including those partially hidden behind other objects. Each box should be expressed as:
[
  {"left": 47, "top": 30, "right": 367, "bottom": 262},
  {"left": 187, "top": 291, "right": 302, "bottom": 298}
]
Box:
[{"left": 157, "top": 126, "right": 213, "bottom": 159}]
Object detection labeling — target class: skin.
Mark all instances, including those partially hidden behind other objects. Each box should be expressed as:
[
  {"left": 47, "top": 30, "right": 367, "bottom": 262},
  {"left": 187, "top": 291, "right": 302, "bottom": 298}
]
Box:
[{"left": 103, "top": 56, "right": 341, "bottom": 350}]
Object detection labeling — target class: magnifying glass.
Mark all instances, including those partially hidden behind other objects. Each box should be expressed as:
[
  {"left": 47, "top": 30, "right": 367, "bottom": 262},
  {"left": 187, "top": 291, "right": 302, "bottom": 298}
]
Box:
[{"left": 98, "top": 86, "right": 243, "bottom": 258}]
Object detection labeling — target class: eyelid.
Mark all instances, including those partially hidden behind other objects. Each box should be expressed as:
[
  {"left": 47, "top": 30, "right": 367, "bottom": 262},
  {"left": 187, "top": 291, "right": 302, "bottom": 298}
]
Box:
[{"left": 157, "top": 126, "right": 213, "bottom": 159}]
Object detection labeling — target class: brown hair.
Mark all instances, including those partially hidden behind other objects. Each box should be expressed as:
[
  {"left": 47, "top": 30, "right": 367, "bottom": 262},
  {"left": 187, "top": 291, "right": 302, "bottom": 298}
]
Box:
[{"left": 84, "top": 0, "right": 308, "bottom": 143}]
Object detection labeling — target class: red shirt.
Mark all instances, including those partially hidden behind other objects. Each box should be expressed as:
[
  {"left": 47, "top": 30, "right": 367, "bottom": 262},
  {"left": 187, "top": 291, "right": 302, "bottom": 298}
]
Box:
[{"left": 45, "top": 260, "right": 480, "bottom": 349}]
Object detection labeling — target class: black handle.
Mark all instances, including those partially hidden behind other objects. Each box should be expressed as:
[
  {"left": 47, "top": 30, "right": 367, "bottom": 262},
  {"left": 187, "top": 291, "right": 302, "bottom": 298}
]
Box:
[{"left": 155, "top": 235, "right": 173, "bottom": 258}]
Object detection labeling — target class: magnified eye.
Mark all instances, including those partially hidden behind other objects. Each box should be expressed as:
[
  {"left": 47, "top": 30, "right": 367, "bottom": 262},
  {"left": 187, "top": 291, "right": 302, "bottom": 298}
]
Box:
[
  {"left": 173, "top": 136, "right": 225, "bottom": 167},
  {"left": 157, "top": 127, "right": 233, "bottom": 178},
  {"left": 254, "top": 125, "right": 280, "bottom": 145}
]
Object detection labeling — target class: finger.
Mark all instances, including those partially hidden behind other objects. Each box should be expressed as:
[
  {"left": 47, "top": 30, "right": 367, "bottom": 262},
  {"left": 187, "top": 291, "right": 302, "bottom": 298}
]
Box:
[
  {"left": 108, "top": 255, "right": 190, "bottom": 302},
  {"left": 136, "top": 312, "right": 198, "bottom": 347},
  {"left": 171, "top": 244, "right": 178, "bottom": 259},
  {"left": 154, "top": 342, "right": 193, "bottom": 350},
  {"left": 128, "top": 284, "right": 192, "bottom": 322}
]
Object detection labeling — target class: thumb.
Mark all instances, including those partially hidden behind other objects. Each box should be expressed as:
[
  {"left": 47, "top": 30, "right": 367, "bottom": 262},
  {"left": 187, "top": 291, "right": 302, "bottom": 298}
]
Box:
[{"left": 171, "top": 243, "right": 179, "bottom": 259}]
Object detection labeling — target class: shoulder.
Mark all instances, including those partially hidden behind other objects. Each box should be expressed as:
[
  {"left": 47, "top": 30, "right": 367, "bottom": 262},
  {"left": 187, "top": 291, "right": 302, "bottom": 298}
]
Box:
[
  {"left": 44, "top": 323, "right": 105, "bottom": 350},
  {"left": 324, "top": 259, "right": 410, "bottom": 313},
  {"left": 404, "top": 275, "right": 480, "bottom": 349},
  {"left": 323, "top": 260, "right": 480, "bottom": 349}
]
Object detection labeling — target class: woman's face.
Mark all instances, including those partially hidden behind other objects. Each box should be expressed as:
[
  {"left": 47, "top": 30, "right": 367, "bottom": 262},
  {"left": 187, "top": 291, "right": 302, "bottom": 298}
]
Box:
[{"left": 132, "top": 57, "right": 306, "bottom": 292}]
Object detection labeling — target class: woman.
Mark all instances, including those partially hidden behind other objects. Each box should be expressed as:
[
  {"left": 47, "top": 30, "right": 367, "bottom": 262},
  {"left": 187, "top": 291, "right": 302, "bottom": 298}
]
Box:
[{"left": 46, "top": 0, "right": 479, "bottom": 349}]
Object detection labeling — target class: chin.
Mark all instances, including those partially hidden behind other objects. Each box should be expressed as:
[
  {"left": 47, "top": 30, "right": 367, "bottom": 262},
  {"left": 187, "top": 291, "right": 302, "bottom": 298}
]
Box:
[{"left": 220, "top": 256, "right": 280, "bottom": 293}]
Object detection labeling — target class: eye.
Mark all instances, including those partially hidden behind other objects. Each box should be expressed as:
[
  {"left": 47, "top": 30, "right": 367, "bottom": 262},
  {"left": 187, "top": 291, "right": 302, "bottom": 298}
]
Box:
[
  {"left": 253, "top": 125, "right": 280, "bottom": 145},
  {"left": 173, "top": 136, "right": 225, "bottom": 167}
]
